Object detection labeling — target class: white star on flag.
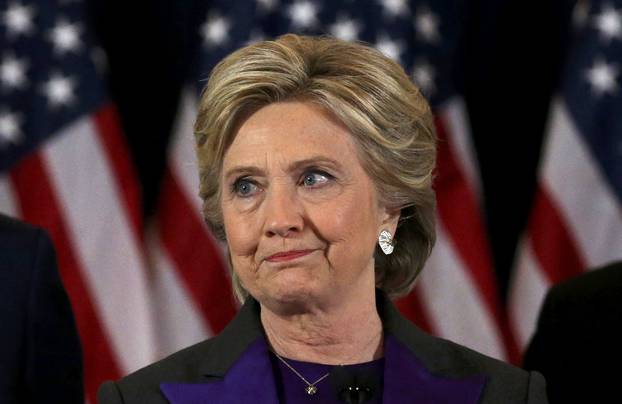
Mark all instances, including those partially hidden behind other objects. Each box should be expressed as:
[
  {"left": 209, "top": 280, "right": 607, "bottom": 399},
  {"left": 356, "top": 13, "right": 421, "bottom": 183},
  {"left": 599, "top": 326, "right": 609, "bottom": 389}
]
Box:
[
  {"left": 379, "top": 0, "right": 409, "bottom": 18},
  {"left": 592, "top": 3, "right": 622, "bottom": 42},
  {"left": 42, "top": 73, "right": 76, "bottom": 107},
  {"left": 412, "top": 61, "right": 436, "bottom": 95},
  {"left": 287, "top": 0, "right": 319, "bottom": 29},
  {"left": 2, "top": 2, "right": 35, "bottom": 37},
  {"left": 585, "top": 58, "right": 619, "bottom": 96},
  {"left": 201, "top": 13, "right": 230, "bottom": 48},
  {"left": 49, "top": 19, "right": 82, "bottom": 54},
  {"left": 0, "top": 54, "right": 28, "bottom": 89},
  {"left": 256, "top": 0, "right": 278, "bottom": 12},
  {"left": 415, "top": 8, "right": 440, "bottom": 43},
  {"left": 0, "top": 109, "right": 22, "bottom": 144},
  {"left": 375, "top": 34, "right": 404, "bottom": 62},
  {"left": 329, "top": 16, "right": 361, "bottom": 42}
]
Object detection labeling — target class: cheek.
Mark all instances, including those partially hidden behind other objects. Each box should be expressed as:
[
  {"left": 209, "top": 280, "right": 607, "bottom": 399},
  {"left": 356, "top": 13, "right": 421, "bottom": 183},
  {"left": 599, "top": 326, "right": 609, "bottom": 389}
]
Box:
[
  {"left": 222, "top": 206, "right": 259, "bottom": 258},
  {"left": 313, "top": 193, "right": 379, "bottom": 261}
]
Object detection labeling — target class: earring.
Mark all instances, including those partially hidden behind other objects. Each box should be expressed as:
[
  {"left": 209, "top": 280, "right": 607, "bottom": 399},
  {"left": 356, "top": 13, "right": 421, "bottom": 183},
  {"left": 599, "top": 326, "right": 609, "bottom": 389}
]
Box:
[{"left": 378, "top": 230, "right": 394, "bottom": 255}]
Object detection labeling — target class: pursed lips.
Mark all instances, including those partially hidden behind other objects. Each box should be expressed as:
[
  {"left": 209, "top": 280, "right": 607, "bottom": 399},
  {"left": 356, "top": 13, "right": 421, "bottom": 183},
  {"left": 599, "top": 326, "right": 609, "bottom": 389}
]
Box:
[{"left": 264, "top": 249, "right": 317, "bottom": 262}]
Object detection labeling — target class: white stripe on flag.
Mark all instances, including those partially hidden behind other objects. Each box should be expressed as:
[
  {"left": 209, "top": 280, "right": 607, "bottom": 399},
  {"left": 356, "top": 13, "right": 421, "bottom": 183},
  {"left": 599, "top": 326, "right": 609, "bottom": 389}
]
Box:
[
  {"left": 418, "top": 222, "right": 506, "bottom": 360},
  {"left": 439, "top": 97, "right": 483, "bottom": 197},
  {"left": 171, "top": 89, "right": 203, "bottom": 214},
  {"left": 149, "top": 228, "right": 211, "bottom": 359},
  {"left": 508, "top": 238, "right": 550, "bottom": 348},
  {"left": 167, "top": 87, "right": 229, "bottom": 258},
  {"left": 542, "top": 100, "right": 622, "bottom": 267},
  {"left": 43, "top": 116, "right": 156, "bottom": 373},
  {"left": 0, "top": 176, "right": 18, "bottom": 217}
]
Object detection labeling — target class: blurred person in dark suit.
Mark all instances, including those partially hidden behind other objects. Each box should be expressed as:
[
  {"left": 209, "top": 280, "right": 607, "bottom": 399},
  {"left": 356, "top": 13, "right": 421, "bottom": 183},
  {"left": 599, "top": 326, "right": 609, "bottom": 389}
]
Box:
[
  {"left": 0, "top": 213, "right": 84, "bottom": 404},
  {"left": 524, "top": 261, "right": 622, "bottom": 403}
]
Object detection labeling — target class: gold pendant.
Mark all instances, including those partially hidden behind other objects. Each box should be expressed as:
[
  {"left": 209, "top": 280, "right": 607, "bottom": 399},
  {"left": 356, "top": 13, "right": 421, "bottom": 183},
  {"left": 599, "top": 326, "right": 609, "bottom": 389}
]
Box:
[{"left": 306, "top": 385, "right": 318, "bottom": 395}]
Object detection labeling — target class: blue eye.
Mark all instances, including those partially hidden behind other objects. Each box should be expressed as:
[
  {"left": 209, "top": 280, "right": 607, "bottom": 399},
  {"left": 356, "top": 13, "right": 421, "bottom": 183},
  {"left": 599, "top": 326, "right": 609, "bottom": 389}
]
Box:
[
  {"left": 301, "top": 171, "right": 331, "bottom": 187},
  {"left": 233, "top": 178, "right": 258, "bottom": 197}
]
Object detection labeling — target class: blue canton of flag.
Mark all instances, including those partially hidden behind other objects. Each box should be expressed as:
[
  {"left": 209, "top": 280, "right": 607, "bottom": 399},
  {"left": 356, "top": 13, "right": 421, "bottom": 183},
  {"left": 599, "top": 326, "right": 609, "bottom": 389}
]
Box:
[
  {"left": 192, "top": 0, "right": 465, "bottom": 108},
  {"left": 0, "top": 0, "right": 104, "bottom": 170}
]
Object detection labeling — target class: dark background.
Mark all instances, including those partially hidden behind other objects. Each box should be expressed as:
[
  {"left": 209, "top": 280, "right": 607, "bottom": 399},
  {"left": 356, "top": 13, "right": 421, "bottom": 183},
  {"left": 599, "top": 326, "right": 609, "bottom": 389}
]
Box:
[{"left": 86, "top": 0, "right": 577, "bottom": 301}]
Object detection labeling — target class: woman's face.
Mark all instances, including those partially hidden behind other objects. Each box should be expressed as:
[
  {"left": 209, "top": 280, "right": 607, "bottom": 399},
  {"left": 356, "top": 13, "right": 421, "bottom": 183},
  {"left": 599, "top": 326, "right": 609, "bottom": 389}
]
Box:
[{"left": 221, "top": 101, "right": 398, "bottom": 311}]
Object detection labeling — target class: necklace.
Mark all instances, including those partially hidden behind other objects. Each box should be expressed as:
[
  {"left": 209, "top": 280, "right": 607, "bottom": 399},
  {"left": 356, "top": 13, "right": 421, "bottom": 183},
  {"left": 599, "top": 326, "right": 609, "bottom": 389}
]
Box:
[
  {"left": 273, "top": 352, "right": 331, "bottom": 395},
  {"left": 268, "top": 326, "right": 383, "bottom": 396}
]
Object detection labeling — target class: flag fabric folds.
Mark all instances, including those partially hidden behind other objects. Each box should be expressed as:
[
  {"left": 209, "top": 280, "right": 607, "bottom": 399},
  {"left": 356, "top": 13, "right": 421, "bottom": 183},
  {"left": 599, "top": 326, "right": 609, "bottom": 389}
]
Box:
[
  {"left": 509, "top": 0, "right": 622, "bottom": 350},
  {"left": 152, "top": 0, "right": 516, "bottom": 363},
  {"left": 0, "top": 0, "right": 156, "bottom": 401}
]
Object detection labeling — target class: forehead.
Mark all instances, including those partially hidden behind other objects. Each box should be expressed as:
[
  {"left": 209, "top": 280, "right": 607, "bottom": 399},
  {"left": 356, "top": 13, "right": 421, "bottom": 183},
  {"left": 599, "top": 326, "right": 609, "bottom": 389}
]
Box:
[{"left": 223, "top": 101, "right": 362, "bottom": 171}]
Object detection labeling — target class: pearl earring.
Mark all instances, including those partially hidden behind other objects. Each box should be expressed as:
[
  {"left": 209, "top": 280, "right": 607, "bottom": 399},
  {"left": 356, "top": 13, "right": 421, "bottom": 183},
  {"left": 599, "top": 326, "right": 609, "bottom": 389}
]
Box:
[{"left": 378, "top": 230, "right": 394, "bottom": 255}]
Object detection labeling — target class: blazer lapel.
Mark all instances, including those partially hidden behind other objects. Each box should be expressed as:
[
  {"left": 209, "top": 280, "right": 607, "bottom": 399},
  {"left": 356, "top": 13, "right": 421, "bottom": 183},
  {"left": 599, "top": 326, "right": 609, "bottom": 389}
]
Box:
[
  {"left": 383, "top": 335, "right": 486, "bottom": 404},
  {"left": 160, "top": 337, "right": 278, "bottom": 404},
  {"left": 159, "top": 292, "right": 487, "bottom": 404}
]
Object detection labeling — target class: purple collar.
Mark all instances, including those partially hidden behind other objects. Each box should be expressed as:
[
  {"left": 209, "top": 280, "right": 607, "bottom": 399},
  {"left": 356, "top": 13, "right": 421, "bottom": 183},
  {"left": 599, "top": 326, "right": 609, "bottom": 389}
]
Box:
[{"left": 160, "top": 335, "right": 486, "bottom": 404}]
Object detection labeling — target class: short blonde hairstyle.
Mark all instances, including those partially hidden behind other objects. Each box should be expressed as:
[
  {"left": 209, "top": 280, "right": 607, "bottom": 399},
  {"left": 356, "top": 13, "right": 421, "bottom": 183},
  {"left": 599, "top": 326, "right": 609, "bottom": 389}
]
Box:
[{"left": 195, "top": 34, "right": 436, "bottom": 301}]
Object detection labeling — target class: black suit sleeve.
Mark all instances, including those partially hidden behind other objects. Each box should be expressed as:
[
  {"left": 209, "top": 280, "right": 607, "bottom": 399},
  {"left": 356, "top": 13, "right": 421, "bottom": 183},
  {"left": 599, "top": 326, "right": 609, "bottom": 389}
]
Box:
[
  {"left": 24, "top": 228, "right": 84, "bottom": 404},
  {"left": 98, "top": 381, "right": 125, "bottom": 404}
]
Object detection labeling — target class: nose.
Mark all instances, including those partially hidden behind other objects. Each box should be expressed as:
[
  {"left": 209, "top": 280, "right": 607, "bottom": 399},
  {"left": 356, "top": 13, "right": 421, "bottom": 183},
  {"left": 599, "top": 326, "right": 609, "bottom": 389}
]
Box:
[{"left": 263, "top": 183, "right": 304, "bottom": 238}]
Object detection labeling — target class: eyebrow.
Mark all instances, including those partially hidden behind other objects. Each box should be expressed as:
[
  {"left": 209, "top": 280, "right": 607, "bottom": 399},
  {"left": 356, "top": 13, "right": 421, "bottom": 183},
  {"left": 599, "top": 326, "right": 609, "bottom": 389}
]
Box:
[{"left": 223, "top": 156, "right": 343, "bottom": 181}]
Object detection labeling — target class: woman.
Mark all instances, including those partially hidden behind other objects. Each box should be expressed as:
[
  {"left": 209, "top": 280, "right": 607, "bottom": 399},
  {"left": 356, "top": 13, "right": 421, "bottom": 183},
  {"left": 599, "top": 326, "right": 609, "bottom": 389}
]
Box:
[{"left": 98, "top": 34, "right": 547, "bottom": 403}]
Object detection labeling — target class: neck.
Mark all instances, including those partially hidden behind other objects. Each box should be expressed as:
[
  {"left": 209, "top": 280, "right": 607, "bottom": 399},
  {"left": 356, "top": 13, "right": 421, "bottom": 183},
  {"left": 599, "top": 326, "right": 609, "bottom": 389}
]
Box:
[{"left": 260, "top": 288, "right": 383, "bottom": 365}]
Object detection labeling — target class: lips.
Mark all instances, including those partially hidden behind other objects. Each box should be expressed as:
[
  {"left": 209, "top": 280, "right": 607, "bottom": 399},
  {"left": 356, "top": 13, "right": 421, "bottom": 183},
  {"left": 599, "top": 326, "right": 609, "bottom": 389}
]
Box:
[{"left": 265, "top": 249, "right": 315, "bottom": 262}]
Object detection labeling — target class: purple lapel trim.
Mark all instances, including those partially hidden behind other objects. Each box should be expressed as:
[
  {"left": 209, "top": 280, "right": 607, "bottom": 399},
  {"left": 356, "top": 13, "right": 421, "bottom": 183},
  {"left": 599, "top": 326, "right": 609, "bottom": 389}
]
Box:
[
  {"left": 160, "top": 338, "right": 277, "bottom": 404},
  {"left": 159, "top": 334, "right": 486, "bottom": 404},
  {"left": 383, "top": 335, "right": 487, "bottom": 404}
]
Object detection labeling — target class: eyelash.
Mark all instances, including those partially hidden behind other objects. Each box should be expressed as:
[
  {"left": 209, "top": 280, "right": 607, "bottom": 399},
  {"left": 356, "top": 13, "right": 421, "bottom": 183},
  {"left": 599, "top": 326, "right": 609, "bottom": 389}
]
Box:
[{"left": 230, "top": 169, "right": 334, "bottom": 198}]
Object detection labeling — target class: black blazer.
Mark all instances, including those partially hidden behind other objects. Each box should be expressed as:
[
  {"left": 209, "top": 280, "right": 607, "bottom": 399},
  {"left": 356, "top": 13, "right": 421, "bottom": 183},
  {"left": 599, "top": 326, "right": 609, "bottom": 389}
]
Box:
[
  {"left": 99, "top": 291, "right": 547, "bottom": 403},
  {"left": 0, "top": 214, "right": 83, "bottom": 404},
  {"left": 524, "top": 261, "right": 622, "bottom": 403}
]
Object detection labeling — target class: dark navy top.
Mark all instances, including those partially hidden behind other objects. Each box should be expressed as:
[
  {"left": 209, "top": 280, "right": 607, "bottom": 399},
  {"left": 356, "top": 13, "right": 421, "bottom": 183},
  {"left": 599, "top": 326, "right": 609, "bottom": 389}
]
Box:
[{"left": 270, "top": 352, "right": 384, "bottom": 403}]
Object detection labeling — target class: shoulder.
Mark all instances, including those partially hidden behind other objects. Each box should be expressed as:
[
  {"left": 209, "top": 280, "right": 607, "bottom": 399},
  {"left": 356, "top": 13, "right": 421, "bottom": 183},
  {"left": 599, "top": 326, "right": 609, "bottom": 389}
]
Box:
[
  {"left": 0, "top": 213, "right": 42, "bottom": 241},
  {"left": 0, "top": 214, "right": 50, "bottom": 266},
  {"left": 98, "top": 338, "right": 219, "bottom": 404},
  {"left": 544, "top": 262, "right": 622, "bottom": 309},
  {"left": 0, "top": 214, "right": 54, "bottom": 321},
  {"left": 403, "top": 330, "right": 545, "bottom": 402},
  {"left": 534, "top": 262, "right": 622, "bottom": 331},
  {"left": 523, "top": 263, "right": 621, "bottom": 402},
  {"left": 380, "top": 293, "right": 546, "bottom": 403},
  {"left": 98, "top": 299, "right": 263, "bottom": 404}
]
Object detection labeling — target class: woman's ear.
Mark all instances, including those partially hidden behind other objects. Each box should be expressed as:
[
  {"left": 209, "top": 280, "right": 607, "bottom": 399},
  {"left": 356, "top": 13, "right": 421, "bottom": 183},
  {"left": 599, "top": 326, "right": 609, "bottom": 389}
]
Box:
[{"left": 379, "top": 206, "right": 400, "bottom": 236}]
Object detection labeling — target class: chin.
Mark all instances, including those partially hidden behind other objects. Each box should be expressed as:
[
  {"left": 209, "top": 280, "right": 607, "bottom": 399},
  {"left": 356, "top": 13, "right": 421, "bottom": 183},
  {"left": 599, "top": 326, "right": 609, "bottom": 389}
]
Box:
[{"left": 259, "top": 278, "right": 325, "bottom": 313}]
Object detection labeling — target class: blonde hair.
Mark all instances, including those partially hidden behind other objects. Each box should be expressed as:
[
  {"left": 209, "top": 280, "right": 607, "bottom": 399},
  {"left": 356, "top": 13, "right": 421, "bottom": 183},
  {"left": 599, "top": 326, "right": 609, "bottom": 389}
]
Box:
[{"left": 195, "top": 34, "right": 436, "bottom": 301}]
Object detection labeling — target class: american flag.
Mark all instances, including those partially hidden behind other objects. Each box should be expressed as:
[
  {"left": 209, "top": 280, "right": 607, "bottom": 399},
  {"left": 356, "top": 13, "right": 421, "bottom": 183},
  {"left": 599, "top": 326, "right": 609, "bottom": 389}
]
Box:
[
  {"left": 153, "top": 0, "right": 519, "bottom": 364},
  {"left": 509, "top": 0, "right": 622, "bottom": 350},
  {"left": 0, "top": 0, "right": 156, "bottom": 401}
]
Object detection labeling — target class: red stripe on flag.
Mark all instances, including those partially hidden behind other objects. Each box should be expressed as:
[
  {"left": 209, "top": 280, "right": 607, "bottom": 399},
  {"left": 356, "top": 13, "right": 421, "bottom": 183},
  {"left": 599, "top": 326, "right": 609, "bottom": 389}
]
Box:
[
  {"left": 434, "top": 117, "right": 497, "bottom": 316},
  {"left": 395, "top": 286, "right": 435, "bottom": 334},
  {"left": 10, "top": 153, "right": 121, "bottom": 403},
  {"left": 157, "top": 168, "right": 237, "bottom": 333},
  {"left": 528, "top": 186, "right": 585, "bottom": 283},
  {"left": 434, "top": 116, "right": 520, "bottom": 364},
  {"left": 93, "top": 104, "right": 143, "bottom": 240}
]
